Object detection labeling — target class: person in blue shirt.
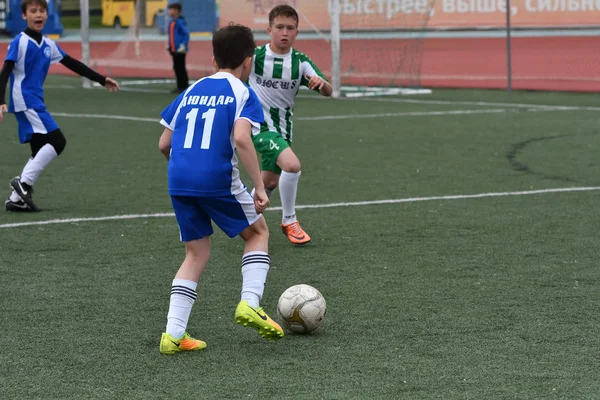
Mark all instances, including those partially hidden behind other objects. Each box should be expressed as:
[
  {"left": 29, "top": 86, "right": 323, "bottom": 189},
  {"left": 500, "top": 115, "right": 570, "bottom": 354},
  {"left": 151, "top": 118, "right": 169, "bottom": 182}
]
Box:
[
  {"left": 167, "top": 2, "right": 190, "bottom": 94},
  {"left": 157, "top": 23, "right": 284, "bottom": 354},
  {"left": 0, "top": 0, "right": 120, "bottom": 212}
]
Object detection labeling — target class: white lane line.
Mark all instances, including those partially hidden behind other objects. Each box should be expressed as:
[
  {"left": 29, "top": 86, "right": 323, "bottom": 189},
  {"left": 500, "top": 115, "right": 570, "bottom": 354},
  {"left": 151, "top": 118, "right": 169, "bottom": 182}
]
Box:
[
  {"left": 49, "top": 107, "right": 539, "bottom": 124},
  {"left": 52, "top": 112, "right": 158, "bottom": 123},
  {"left": 44, "top": 83, "right": 600, "bottom": 111},
  {"left": 298, "top": 94, "right": 600, "bottom": 111},
  {"left": 1, "top": 186, "right": 599, "bottom": 229}
]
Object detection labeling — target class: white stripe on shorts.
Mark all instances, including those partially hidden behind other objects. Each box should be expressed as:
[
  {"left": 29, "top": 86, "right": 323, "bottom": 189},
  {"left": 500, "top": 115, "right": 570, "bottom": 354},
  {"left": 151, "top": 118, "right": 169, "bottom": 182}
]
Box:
[
  {"left": 236, "top": 190, "right": 262, "bottom": 227},
  {"left": 24, "top": 109, "right": 48, "bottom": 134}
]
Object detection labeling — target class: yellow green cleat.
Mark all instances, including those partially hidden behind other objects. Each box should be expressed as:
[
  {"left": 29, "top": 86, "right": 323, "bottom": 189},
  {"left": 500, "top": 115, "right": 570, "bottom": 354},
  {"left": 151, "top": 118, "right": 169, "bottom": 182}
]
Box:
[
  {"left": 235, "top": 300, "right": 284, "bottom": 341},
  {"left": 159, "top": 332, "right": 207, "bottom": 354}
]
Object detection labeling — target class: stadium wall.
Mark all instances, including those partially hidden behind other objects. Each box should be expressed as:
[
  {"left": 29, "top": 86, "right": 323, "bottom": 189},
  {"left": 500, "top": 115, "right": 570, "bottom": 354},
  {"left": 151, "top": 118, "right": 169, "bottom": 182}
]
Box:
[
  {"left": 1, "top": 35, "right": 598, "bottom": 92},
  {"left": 220, "top": 0, "right": 600, "bottom": 30}
]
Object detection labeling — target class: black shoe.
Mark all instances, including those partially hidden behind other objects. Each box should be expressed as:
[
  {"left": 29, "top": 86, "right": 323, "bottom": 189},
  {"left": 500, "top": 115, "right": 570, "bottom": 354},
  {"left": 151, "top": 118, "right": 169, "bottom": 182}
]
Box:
[
  {"left": 9, "top": 177, "right": 41, "bottom": 212},
  {"left": 5, "top": 198, "right": 37, "bottom": 212}
]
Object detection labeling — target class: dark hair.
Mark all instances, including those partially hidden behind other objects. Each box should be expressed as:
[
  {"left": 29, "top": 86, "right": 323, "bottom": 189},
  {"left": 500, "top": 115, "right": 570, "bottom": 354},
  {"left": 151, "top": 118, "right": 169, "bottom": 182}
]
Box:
[
  {"left": 167, "top": 2, "right": 182, "bottom": 12},
  {"left": 21, "top": 0, "right": 47, "bottom": 14},
  {"left": 212, "top": 24, "right": 256, "bottom": 70},
  {"left": 268, "top": 5, "right": 299, "bottom": 26}
]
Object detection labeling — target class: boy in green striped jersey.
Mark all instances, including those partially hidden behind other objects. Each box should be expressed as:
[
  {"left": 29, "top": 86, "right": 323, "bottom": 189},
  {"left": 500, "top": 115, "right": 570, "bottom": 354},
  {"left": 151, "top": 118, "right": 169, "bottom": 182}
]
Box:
[{"left": 249, "top": 5, "right": 332, "bottom": 245}]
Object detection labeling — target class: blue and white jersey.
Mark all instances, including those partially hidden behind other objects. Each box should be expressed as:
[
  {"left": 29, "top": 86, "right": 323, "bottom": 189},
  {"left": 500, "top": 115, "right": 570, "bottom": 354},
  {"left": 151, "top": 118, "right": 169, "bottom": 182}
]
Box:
[
  {"left": 160, "top": 71, "right": 264, "bottom": 197},
  {"left": 5, "top": 33, "right": 66, "bottom": 112}
]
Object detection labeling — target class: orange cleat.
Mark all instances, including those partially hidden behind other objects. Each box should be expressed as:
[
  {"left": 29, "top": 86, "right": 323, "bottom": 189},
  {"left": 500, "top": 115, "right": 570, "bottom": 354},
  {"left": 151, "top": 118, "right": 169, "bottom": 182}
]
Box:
[{"left": 281, "top": 221, "right": 311, "bottom": 245}]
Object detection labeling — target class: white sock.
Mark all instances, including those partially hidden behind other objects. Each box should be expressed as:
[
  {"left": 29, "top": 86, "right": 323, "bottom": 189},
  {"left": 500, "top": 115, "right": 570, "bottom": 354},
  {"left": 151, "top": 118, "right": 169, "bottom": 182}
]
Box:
[
  {"left": 20, "top": 144, "right": 58, "bottom": 186},
  {"left": 166, "top": 278, "right": 198, "bottom": 339},
  {"left": 9, "top": 191, "right": 21, "bottom": 202},
  {"left": 279, "top": 171, "right": 301, "bottom": 224},
  {"left": 241, "top": 251, "right": 270, "bottom": 308},
  {"left": 250, "top": 187, "right": 275, "bottom": 199}
]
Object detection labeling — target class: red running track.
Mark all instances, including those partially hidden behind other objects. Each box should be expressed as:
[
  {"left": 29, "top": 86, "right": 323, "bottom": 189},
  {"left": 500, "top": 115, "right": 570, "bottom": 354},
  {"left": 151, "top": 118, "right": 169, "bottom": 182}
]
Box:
[{"left": 2, "top": 36, "right": 599, "bottom": 92}]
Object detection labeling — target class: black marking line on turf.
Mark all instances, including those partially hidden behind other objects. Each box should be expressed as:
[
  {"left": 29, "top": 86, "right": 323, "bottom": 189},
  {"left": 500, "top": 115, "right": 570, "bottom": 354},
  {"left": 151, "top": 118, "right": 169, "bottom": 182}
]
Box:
[{"left": 507, "top": 134, "right": 577, "bottom": 183}]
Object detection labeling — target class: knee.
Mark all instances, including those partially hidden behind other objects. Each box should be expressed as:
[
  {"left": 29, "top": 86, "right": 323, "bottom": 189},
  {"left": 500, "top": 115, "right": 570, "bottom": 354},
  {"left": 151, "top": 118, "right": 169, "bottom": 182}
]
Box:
[
  {"left": 240, "top": 216, "right": 270, "bottom": 245},
  {"left": 253, "top": 217, "right": 270, "bottom": 239},
  {"left": 264, "top": 177, "right": 279, "bottom": 190},
  {"left": 278, "top": 155, "right": 301, "bottom": 173},
  {"left": 54, "top": 134, "right": 67, "bottom": 156},
  {"left": 283, "top": 162, "right": 301, "bottom": 173},
  {"left": 185, "top": 238, "right": 210, "bottom": 259},
  {"left": 186, "top": 248, "right": 210, "bottom": 262},
  {"left": 48, "top": 129, "right": 67, "bottom": 155}
]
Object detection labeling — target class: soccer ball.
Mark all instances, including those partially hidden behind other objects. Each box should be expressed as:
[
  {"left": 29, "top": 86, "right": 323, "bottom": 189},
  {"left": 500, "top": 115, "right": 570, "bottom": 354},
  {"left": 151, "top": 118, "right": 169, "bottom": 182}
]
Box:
[{"left": 277, "top": 284, "right": 326, "bottom": 334}]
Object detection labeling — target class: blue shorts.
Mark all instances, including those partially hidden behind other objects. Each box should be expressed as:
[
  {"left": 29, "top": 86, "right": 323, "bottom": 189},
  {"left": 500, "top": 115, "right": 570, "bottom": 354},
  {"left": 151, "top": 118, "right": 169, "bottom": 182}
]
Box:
[
  {"left": 171, "top": 191, "right": 262, "bottom": 242},
  {"left": 14, "top": 108, "right": 60, "bottom": 144}
]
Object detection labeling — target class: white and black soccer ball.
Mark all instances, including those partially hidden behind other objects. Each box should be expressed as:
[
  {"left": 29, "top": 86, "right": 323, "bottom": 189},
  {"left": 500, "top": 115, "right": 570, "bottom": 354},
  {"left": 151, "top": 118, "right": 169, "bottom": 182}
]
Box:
[{"left": 277, "top": 284, "right": 326, "bottom": 334}]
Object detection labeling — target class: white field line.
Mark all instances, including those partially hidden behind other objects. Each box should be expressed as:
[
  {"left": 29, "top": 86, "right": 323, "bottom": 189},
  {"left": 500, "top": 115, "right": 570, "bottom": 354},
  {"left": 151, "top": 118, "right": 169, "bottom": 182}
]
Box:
[
  {"left": 298, "top": 94, "right": 600, "bottom": 111},
  {"left": 44, "top": 83, "right": 600, "bottom": 112},
  {"left": 299, "top": 108, "right": 511, "bottom": 120},
  {"left": 1, "top": 186, "right": 599, "bottom": 230},
  {"left": 49, "top": 107, "right": 552, "bottom": 124},
  {"left": 119, "top": 87, "right": 173, "bottom": 93},
  {"left": 52, "top": 112, "right": 158, "bottom": 123},
  {"left": 46, "top": 85, "right": 168, "bottom": 94}
]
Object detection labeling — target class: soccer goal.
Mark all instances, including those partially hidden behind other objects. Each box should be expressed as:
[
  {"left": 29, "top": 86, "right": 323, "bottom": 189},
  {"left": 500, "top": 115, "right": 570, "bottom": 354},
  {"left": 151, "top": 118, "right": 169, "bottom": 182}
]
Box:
[{"left": 80, "top": 0, "right": 433, "bottom": 97}]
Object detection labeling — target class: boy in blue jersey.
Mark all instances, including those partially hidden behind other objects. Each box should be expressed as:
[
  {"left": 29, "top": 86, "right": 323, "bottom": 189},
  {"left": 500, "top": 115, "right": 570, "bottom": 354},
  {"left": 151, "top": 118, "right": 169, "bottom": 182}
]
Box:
[
  {"left": 157, "top": 23, "right": 284, "bottom": 354},
  {"left": 167, "top": 2, "right": 189, "bottom": 94},
  {"left": 0, "top": 0, "right": 120, "bottom": 212}
]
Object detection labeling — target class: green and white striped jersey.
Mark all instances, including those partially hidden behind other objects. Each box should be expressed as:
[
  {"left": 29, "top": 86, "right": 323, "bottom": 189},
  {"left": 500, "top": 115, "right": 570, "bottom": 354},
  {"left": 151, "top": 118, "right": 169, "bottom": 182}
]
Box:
[{"left": 249, "top": 44, "right": 325, "bottom": 142}]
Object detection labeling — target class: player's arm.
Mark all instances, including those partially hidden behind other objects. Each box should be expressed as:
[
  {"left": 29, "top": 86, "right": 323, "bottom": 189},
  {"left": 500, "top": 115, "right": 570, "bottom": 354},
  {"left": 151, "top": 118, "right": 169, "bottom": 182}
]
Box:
[
  {"left": 159, "top": 94, "right": 184, "bottom": 160},
  {"left": 234, "top": 120, "right": 268, "bottom": 213},
  {"left": 0, "top": 60, "right": 15, "bottom": 122},
  {"left": 59, "top": 55, "right": 120, "bottom": 92},
  {"left": 302, "top": 58, "right": 332, "bottom": 97},
  {"left": 177, "top": 19, "right": 190, "bottom": 54},
  {"left": 305, "top": 75, "right": 332, "bottom": 97},
  {"left": 159, "top": 128, "right": 173, "bottom": 160}
]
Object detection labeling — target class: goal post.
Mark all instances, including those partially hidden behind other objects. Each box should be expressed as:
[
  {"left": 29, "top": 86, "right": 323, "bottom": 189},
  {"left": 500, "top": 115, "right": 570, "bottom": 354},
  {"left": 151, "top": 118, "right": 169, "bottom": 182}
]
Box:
[
  {"left": 329, "top": 0, "right": 341, "bottom": 98},
  {"left": 80, "top": 0, "right": 91, "bottom": 88},
  {"left": 79, "top": 0, "right": 432, "bottom": 96}
]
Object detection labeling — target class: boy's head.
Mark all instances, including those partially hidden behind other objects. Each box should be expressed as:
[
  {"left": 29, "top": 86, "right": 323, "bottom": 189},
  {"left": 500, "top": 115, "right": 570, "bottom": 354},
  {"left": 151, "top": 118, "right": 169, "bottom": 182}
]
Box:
[
  {"left": 167, "top": 3, "right": 182, "bottom": 19},
  {"left": 212, "top": 24, "right": 256, "bottom": 81},
  {"left": 267, "top": 5, "right": 299, "bottom": 51},
  {"left": 21, "top": 0, "right": 48, "bottom": 32}
]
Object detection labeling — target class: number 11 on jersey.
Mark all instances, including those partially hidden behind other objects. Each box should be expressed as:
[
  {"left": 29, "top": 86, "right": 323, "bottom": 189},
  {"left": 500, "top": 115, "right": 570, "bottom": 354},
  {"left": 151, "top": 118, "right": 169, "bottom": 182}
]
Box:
[{"left": 183, "top": 108, "right": 216, "bottom": 150}]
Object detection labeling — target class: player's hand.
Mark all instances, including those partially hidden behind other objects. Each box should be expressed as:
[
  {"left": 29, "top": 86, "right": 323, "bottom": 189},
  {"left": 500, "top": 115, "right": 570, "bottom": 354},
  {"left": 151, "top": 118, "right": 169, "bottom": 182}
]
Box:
[
  {"left": 105, "top": 78, "right": 120, "bottom": 92},
  {"left": 0, "top": 103, "right": 7, "bottom": 122},
  {"left": 177, "top": 44, "right": 187, "bottom": 54},
  {"left": 305, "top": 75, "right": 325, "bottom": 91},
  {"left": 0, "top": 104, "right": 7, "bottom": 122},
  {"left": 253, "top": 188, "right": 270, "bottom": 214}
]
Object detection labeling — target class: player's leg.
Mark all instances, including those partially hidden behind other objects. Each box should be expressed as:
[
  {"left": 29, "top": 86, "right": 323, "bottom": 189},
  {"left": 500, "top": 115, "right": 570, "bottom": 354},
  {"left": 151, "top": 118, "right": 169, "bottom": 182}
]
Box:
[
  {"left": 179, "top": 53, "right": 189, "bottom": 90},
  {"left": 173, "top": 53, "right": 188, "bottom": 92},
  {"left": 6, "top": 110, "right": 65, "bottom": 212},
  {"left": 260, "top": 170, "right": 280, "bottom": 199},
  {"left": 169, "top": 52, "right": 180, "bottom": 94},
  {"left": 160, "top": 195, "right": 211, "bottom": 354},
  {"left": 276, "top": 147, "right": 311, "bottom": 244},
  {"left": 251, "top": 131, "right": 289, "bottom": 199},
  {"left": 235, "top": 216, "right": 283, "bottom": 340},
  {"left": 202, "top": 192, "right": 283, "bottom": 340},
  {"left": 238, "top": 215, "right": 270, "bottom": 309}
]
